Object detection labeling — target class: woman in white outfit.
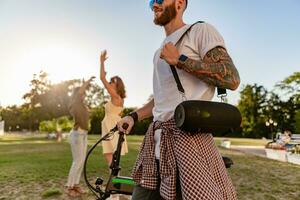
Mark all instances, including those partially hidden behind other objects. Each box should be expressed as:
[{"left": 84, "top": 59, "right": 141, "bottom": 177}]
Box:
[
  {"left": 100, "top": 50, "right": 128, "bottom": 200},
  {"left": 65, "top": 77, "right": 94, "bottom": 197}
]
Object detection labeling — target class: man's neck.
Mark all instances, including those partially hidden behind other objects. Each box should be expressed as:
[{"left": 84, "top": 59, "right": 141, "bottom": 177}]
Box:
[{"left": 164, "top": 18, "right": 186, "bottom": 36}]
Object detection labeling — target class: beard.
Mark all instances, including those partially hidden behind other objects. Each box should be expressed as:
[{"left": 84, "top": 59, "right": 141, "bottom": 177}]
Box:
[{"left": 154, "top": 2, "right": 177, "bottom": 26}]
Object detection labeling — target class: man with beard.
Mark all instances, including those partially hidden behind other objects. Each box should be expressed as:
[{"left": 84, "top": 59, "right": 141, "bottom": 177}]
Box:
[{"left": 117, "top": 0, "right": 240, "bottom": 199}]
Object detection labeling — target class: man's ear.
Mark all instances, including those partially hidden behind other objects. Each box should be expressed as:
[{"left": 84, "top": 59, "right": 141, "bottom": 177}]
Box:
[{"left": 176, "top": 0, "right": 185, "bottom": 11}]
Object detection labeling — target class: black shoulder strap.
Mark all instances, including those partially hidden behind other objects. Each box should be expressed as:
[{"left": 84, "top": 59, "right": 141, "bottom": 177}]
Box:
[
  {"left": 217, "top": 87, "right": 227, "bottom": 96},
  {"left": 170, "top": 21, "right": 204, "bottom": 94},
  {"left": 169, "top": 21, "right": 227, "bottom": 98}
]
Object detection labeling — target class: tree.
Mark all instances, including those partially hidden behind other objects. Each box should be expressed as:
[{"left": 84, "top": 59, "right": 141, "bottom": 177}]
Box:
[
  {"left": 262, "top": 92, "right": 297, "bottom": 138},
  {"left": 238, "top": 73, "right": 300, "bottom": 138},
  {"left": 85, "top": 82, "right": 107, "bottom": 108},
  {"left": 23, "top": 71, "right": 51, "bottom": 108},
  {"left": 20, "top": 71, "right": 108, "bottom": 131},
  {"left": 238, "top": 84, "right": 269, "bottom": 138},
  {"left": 39, "top": 79, "right": 81, "bottom": 119},
  {"left": 276, "top": 72, "right": 300, "bottom": 101},
  {"left": 295, "top": 110, "right": 300, "bottom": 134},
  {"left": 275, "top": 72, "right": 300, "bottom": 133},
  {"left": 21, "top": 71, "right": 51, "bottom": 130}
]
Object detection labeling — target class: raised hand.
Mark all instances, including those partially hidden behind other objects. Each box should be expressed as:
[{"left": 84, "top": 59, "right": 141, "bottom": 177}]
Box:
[
  {"left": 87, "top": 76, "right": 96, "bottom": 83},
  {"left": 100, "top": 50, "right": 108, "bottom": 80},
  {"left": 100, "top": 50, "right": 108, "bottom": 64},
  {"left": 82, "top": 76, "right": 95, "bottom": 89}
]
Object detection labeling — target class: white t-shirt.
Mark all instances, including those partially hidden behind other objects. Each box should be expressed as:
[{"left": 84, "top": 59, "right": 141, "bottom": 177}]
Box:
[{"left": 152, "top": 22, "right": 226, "bottom": 159}]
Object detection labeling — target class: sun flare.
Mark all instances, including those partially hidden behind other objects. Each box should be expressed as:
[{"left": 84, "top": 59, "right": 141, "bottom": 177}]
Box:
[{"left": 23, "top": 44, "right": 89, "bottom": 84}]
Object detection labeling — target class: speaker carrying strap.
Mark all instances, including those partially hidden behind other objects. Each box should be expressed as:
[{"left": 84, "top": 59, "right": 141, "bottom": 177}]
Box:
[{"left": 169, "top": 21, "right": 227, "bottom": 101}]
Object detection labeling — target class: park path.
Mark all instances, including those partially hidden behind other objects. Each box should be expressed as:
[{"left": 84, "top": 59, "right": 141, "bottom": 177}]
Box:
[
  {"left": 131, "top": 142, "right": 268, "bottom": 158},
  {"left": 230, "top": 145, "right": 266, "bottom": 157}
]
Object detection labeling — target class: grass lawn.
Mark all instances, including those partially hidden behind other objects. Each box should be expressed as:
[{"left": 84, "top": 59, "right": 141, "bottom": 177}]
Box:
[{"left": 0, "top": 134, "right": 299, "bottom": 200}]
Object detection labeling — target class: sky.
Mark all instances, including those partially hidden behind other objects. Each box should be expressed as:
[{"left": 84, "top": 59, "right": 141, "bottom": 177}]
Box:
[{"left": 0, "top": 0, "right": 299, "bottom": 108}]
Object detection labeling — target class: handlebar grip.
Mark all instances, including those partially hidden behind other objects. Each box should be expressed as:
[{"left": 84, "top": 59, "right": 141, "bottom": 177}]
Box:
[
  {"left": 110, "top": 123, "right": 129, "bottom": 133},
  {"left": 122, "top": 123, "right": 129, "bottom": 130}
]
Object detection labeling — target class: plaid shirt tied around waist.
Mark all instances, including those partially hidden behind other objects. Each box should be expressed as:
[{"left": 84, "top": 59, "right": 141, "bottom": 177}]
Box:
[{"left": 131, "top": 118, "right": 237, "bottom": 200}]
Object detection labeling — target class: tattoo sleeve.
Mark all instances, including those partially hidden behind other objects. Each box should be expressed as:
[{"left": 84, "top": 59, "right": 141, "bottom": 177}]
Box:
[{"left": 177, "top": 47, "right": 240, "bottom": 90}]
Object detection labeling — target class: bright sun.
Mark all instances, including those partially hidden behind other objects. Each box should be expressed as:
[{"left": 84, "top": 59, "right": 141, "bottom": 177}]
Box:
[{"left": 23, "top": 44, "right": 91, "bottom": 83}]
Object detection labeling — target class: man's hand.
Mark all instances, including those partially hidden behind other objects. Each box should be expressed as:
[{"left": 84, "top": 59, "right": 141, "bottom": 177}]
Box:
[
  {"left": 160, "top": 42, "right": 180, "bottom": 65},
  {"left": 117, "top": 116, "right": 134, "bottom": 134}
]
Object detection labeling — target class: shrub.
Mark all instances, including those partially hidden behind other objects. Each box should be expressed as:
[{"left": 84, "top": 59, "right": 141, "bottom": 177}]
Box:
[
  {"left": 39, "top": 116, "right": 73, "bottom": 133},
  {"left": 89, "top": 106, "right": 105, "bottom": 135},
  {"left": 39, "top": 120, "right": 56, "bottom": 133}
]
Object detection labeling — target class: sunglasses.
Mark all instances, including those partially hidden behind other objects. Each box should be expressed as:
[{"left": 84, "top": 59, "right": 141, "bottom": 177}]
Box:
[
  {"left": 109, "top": 78, "right": 116, "bottom": 84},
  {"left": 149, "top": 0, "right": 164, "bottom": 11}
]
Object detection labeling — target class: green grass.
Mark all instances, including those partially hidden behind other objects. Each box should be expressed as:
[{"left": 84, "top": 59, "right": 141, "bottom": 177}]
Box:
[
  {"left": 41, "top": 188, "right": 62, "bottom": 198},
  {"left": 1, "top": 134, "right": 299, "bottom": 200}
]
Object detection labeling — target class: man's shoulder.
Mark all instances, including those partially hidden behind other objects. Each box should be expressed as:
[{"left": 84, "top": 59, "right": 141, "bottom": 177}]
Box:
[
  {"left": 188, "top": 22, "right": 223, "bottom": 42},
  {"left": 190, "top": 22, "right": 216, "bottom": 33}
]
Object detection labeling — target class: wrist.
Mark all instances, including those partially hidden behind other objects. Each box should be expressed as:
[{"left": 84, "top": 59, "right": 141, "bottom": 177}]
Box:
[
  {"left": 173, "top": 58, "right": 179, "bottom": 66},
  {"left": 177, "top": 54, "right": 189, "bottom": 69},
  {"left": 171, "top": 54, "right": 180, "bottom": 66},
  {"left": 128, "top": 112, "right": 138, "bottom": 123}
]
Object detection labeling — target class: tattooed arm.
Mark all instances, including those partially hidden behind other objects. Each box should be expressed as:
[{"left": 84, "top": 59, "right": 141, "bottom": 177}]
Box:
[{"left": 177, "top": 46, "right": 240, "bottom": 90}]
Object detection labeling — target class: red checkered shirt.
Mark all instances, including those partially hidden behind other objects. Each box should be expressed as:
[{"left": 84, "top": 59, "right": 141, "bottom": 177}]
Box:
[{"left": 131, "top": 118, "right": 237, "bottom": 200}]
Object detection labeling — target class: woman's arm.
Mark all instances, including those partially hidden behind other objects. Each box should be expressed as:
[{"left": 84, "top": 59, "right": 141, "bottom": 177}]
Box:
[{"left": 99, "top": 50, "right": 120, "bottom": 99}]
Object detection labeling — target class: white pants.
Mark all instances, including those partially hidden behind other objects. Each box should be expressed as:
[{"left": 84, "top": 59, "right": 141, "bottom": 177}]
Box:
[{"left": 66, "top": 130, "right": 88, "bottom": 187}]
